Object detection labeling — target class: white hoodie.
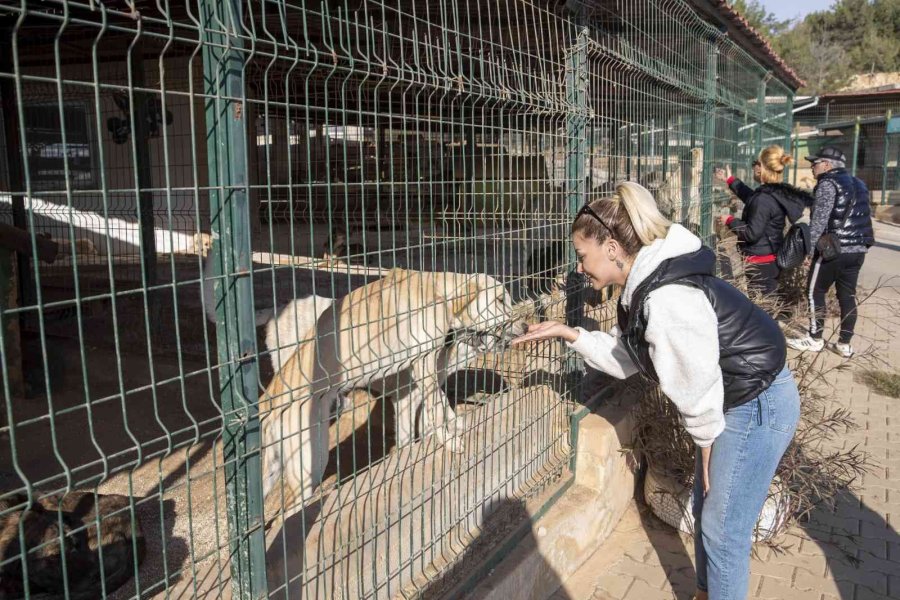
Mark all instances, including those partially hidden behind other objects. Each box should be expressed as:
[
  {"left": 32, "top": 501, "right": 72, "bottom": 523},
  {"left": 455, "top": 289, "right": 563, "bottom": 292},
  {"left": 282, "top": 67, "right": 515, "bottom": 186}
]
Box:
[{"left": 568, "top": 224, "right": 725, "bottom": 447}]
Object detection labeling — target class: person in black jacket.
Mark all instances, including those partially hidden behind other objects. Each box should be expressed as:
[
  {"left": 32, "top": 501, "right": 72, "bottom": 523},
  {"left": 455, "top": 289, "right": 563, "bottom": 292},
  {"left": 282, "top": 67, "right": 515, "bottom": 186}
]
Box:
[
  {"left": 714, "top": 145, "right": 812, "bottom": 298},
  {"left": 511, "top": 182, "right": 800, "bottom": 600},
  {"left": 786, "top": 146, "right": 875, "bottom": 358}
]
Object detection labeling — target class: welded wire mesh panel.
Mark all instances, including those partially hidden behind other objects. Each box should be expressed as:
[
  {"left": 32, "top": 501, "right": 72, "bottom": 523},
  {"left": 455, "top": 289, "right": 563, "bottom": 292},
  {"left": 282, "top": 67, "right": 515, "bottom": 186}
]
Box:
[
  {"left": 0, "top": 2, "right": 575, "bottom": 598},
  {"left": 0, "top": 3, "right": 235, "bottom": 600},
  {"left": 789, "top": 95, "right": 900, "bottom": 204},
  {"left": 576, "top": 0, "right": 797, "bottom": 245},
  {"left": 241, "top": 1, "right": 578, "bottom": 597},
  {"left": 0, "top": 1, "right": 796, "bottom": 599}
]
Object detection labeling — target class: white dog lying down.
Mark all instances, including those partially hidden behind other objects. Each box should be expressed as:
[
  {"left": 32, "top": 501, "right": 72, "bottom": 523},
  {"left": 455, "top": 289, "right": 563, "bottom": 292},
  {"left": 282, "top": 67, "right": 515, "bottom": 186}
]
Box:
[{"left": 259, "top": 268, "right": 529, "bottom": 511}]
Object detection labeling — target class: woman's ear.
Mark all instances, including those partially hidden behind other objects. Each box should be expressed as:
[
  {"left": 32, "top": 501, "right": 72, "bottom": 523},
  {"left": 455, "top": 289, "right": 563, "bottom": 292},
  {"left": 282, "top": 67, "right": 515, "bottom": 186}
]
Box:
[{"left": 605, "top": 239, "right": 620, "bottom": 260}]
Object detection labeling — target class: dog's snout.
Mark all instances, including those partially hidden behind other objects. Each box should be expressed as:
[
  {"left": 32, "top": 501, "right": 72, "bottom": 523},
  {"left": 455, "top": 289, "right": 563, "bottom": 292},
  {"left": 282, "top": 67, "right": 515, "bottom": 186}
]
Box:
[{"left": 506, "top": 320, "right": 529, "bottom": 339}]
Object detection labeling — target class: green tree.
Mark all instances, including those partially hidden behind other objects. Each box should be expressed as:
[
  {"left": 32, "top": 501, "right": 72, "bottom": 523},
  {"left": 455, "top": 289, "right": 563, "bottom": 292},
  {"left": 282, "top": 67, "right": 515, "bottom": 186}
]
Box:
[
  {"left": 756, "top": 0, "right": 900, "bottom": 94},
  {"left": 732, "top": 0, "right": 791, "bottom": 40},
  {"left": 777, "top": 21, "right": 854, "bottom": 95}
]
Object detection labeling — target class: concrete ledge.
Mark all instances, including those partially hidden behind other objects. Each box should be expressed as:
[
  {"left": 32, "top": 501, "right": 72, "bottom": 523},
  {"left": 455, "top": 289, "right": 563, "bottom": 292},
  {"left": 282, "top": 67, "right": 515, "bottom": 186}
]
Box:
[{"left": 467, "top": 392, "right": 638, "bottom": 600}]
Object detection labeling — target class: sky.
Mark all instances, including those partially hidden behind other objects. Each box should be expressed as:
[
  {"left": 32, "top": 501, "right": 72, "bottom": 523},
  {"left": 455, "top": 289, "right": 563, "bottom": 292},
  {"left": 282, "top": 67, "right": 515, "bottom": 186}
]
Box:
[{"left": 757, "top": 0, "right": 836, "bottom": 23}]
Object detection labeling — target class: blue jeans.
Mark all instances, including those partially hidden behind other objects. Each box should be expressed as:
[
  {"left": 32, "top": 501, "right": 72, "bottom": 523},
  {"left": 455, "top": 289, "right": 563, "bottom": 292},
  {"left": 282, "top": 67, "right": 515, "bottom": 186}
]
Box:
[{"left": 692, "top": 365, "right": 800, "bottom": 599}]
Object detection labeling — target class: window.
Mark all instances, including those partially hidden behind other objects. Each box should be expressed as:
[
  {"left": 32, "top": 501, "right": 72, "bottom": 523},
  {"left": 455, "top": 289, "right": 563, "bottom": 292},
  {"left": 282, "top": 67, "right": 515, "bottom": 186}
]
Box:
[{"left": 23, "top": 102, "right": 96, "bottom": 191}]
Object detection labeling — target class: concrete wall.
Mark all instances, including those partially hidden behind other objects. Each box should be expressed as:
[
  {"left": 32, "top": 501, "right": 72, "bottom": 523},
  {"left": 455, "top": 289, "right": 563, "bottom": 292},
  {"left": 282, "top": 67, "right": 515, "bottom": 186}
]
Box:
[{"left": 468, "top": 390, "right": 640, "bottom": 600}]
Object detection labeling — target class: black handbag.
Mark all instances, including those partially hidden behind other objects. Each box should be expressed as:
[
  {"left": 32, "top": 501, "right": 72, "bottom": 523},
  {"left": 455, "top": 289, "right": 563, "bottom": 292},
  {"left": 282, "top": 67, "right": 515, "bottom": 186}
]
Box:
[
  {"left": 816, "top": 232, "right": 842, "bottom": 262},
  {"left": 777, "top": 222, "right": 810, "bottom": 270}
]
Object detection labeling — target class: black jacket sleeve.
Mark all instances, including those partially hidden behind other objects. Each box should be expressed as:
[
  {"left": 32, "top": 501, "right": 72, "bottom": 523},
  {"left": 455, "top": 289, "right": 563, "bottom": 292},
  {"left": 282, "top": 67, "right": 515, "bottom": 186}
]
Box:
[
  {"left": 728, "top": 193, "right": 776, "bottom": 245},
  {"left": 728, "top": 178, "right": 755, "bottom": 203}
]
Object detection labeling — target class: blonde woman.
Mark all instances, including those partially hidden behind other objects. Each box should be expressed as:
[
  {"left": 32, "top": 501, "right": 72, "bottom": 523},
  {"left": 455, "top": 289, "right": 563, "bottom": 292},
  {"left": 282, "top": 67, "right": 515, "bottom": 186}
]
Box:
[
  {"left": 714, "top": 145, "right": 812, "bottom": 297},
  {"left": 512, "top": 182, "right": 800, "bottom": 600}
]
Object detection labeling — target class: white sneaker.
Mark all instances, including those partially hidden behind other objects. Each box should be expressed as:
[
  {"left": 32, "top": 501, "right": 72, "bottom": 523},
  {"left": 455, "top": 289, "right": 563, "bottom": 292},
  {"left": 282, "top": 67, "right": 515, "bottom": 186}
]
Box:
[
  {"left": 786, "top": 335, "right": 825, "bottom": 353},
  {"left": 829, "top": 342, "right": 854, "bottom": 359}
]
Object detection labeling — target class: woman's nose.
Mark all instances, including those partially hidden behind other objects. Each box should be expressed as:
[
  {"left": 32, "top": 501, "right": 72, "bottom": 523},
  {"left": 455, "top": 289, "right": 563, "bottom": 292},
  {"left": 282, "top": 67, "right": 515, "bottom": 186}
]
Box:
[{"left": 576, "top": 262, "right": 583, "bottom": 274}]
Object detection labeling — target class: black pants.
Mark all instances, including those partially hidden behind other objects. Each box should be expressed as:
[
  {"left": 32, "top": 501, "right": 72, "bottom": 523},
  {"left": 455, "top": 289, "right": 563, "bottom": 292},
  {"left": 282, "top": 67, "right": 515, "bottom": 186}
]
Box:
[
  {"left": 807, "top": 252, "right": 866, "bottom": 343},
  {"left": 745, "top": 261, "right": 780, "bottom": 297}
]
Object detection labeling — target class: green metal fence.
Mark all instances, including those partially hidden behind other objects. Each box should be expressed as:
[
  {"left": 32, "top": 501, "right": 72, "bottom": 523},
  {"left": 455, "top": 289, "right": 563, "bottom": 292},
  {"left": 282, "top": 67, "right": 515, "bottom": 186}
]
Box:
[
  {"left": 0, "top": 1, "right": 794, "bottom": 598},
  {"left": 789, "top": 94, "right": 900, "bottom": 205}
]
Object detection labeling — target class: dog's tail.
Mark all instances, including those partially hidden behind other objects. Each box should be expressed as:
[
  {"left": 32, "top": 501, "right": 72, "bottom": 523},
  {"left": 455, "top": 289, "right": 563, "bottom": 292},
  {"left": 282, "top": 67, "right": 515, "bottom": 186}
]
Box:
[{"left": 199, "top": 239, "right": 274, "bottom": 327}]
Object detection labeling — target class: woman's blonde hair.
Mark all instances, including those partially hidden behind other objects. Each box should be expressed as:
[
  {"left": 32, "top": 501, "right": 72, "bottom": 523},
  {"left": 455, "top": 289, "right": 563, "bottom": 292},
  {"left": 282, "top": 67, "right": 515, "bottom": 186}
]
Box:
[
  {"left": 758, "top": 145, "right": 794, "bottom": 184},
  {"left": 572, "top": 181, "right": 671, "bottom": 257}
]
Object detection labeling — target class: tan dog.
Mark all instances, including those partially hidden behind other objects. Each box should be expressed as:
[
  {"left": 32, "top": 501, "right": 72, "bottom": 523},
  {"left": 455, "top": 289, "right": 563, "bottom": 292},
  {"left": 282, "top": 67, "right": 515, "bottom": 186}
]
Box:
[{"left": 259, "top": 268, "right": 528, "bottom": 511}]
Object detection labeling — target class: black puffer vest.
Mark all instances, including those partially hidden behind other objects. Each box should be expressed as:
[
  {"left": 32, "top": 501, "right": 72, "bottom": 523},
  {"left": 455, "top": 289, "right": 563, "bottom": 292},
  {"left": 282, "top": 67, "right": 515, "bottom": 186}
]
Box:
[
  {"left": 817, "top": 168, "right": 874, "bottom": 248},
  {"left": 617, "top": 246, "right": 786, "bottom": 409}
]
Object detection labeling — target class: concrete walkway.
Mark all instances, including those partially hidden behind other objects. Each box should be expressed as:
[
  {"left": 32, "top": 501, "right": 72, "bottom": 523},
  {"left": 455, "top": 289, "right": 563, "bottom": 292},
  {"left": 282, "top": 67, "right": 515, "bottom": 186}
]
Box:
[{"left": 556, "top": 220, "right": 900, "bottom": 600}]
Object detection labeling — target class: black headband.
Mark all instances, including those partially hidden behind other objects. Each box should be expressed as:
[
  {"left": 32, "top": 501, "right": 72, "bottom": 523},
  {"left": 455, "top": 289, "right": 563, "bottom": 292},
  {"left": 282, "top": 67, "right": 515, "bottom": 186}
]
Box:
[{"left": 575, "top": 203, "right": 614, "bottom": 235}]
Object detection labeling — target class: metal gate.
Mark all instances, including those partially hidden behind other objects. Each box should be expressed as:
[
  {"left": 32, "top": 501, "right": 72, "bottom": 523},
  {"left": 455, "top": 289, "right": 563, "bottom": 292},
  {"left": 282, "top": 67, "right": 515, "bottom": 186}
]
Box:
[{"left": 0, "top": 1, "right": 793, "bottom": 598}]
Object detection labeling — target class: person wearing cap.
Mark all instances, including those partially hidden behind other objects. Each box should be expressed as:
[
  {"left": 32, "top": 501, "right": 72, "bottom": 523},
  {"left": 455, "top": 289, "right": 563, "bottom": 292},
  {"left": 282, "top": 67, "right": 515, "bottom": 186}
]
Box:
[
  {"left": 786, "top": 146, "right": 874, "bottom": 358},
  {"left": 713, "top": 145, "right": 812, "bottom": 300}
]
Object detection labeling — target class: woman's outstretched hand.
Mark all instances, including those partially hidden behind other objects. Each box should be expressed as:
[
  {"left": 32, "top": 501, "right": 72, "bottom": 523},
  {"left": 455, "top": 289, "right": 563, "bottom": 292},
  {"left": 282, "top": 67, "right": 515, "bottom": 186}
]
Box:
[
  {"left": 713, "top": 165, "right": 732, "bottom": 183},
  {"left": 510, "top": 321, "right": 579, "bottom": 346}
]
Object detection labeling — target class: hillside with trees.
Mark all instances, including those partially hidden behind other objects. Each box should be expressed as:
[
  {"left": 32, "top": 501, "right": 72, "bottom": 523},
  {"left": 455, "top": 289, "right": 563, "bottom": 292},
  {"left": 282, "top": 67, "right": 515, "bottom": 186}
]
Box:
[{"left": 733, "top": 0, "right": 900, "bottom": 95}]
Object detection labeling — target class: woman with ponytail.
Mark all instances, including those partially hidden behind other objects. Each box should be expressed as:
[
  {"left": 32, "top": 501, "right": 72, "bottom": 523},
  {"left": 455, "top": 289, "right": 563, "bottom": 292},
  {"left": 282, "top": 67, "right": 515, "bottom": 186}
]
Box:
[
  {"left": 512, "top": 182, "right": 800, "bottom": 600},
  {"left": 714, "top": 145, "right": 812, "bottom": 297}
]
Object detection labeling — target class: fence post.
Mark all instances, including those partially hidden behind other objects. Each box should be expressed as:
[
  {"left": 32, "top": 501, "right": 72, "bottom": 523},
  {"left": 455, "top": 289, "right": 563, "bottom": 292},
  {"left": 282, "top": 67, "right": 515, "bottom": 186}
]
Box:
[
  {"left": 564, "top": 25, "right": 589, "bottom": 465},
  {"left": 625, "top": 123, "right": 633, "bottom": 182},
  {"left": 792, "top": 126, "right": 800, "bottom": 186},
  {"left": 681, "top": 113, "right": 695, "bottom": 225},
  {"left": 200, "top": 1, "right": 268, "bottom": 598},
  {"left": 0, "top": 39, "right": 35, "bottom": 321},
  {"left": 882, "top": 110, "right": 892, "bottom": 205},
  {"left": 128, "top": 41, "right": 160, "bottom": 331},
  {"left": 755, "top": 73, "right": 768, "bottom": 158},
  {"left": 565, "top": 27, "right": 588, "bottom": 257},
  {"left": 700, "top": 37, "right": 718, "bottom": 242},
  {"left": 851, "top": 115, "right": 861, "bottom": 177},
  {"left": 783, "top": 93, "right": 794, "bottom": 183},
  {"left": 662, "top": 117, "right": 670, "bottom": 183}
]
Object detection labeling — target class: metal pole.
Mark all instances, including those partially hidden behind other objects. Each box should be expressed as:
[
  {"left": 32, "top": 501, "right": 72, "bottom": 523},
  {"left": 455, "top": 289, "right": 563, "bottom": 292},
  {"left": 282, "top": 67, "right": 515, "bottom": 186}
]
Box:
[
  {"left": 784, "top": 93, "right": 794, "bottom": 183},
  {"left": 625, "top": 123, "right": 633, "bottom": 182},
  {"left": 565, "top": 28, "right": 588, "bottom": 252},
  {"left": 637, "top": 121, "right": 644, "bottom": 182},
  {"left": 756, "top": 73, "right": 768, "bottom": 157},
  {"left": 881, "top": 110, "right": 892, "bottom": 205},
  {"left": 851, "top": 115, "right": 861, "bottom": 177},
  {"left": 200, "top": 0, "right": 268, "bottom": 597},
  {"left": 792, "top": 126, "right": 800, "bottom": 186},
  {"left": 129, "top": 42, "right": 160, "bottom": 329},
  {"left": 700, "top": 38, "right": 718, "bottom": 242},
  {"left": 662, "top": 117, "right": 670, "bottom": 184},
  {"left": 564, "top": 22, "right": 590, "bottom": 468},
  {"left": 0, "top": 35, "right": 34, "bottom": 317},
  {"left": 683, "top": 112, "right": 696, "bottom": 225}
]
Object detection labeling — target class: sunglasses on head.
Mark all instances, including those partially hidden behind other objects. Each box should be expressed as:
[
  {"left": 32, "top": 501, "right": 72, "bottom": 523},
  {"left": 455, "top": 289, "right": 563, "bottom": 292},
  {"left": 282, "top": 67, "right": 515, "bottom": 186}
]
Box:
[{"left": 576, "top": 203, "right": 614, "bottom": 234}]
